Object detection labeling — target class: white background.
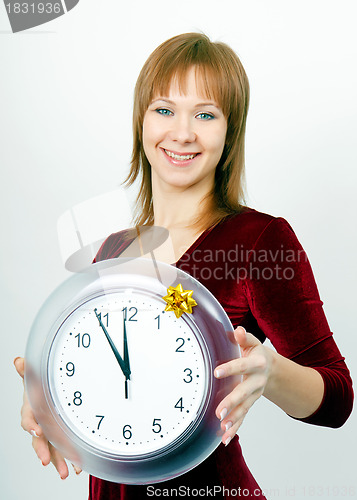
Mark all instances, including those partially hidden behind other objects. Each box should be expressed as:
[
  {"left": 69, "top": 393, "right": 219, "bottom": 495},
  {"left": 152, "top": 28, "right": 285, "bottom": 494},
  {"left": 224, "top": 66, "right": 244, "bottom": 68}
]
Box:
[{"left": 1, "top": 1, "right": 356, "bottom": 499}]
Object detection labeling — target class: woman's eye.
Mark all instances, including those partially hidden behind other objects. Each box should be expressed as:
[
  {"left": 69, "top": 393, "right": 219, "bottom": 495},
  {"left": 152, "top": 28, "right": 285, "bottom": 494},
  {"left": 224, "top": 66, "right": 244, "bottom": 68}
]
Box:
[
  {"left": 196, "top": 112, "right": 214, "bottom": 120},
  {"left": 156, "top": 108, "right": 173, "bottom": 116}
]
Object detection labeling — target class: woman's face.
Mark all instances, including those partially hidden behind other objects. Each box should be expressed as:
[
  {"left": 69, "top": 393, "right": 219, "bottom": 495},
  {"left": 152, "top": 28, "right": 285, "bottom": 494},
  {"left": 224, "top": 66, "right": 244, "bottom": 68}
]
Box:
[{"left": 143, "top": 67, "right": 227, "bottom": 194}]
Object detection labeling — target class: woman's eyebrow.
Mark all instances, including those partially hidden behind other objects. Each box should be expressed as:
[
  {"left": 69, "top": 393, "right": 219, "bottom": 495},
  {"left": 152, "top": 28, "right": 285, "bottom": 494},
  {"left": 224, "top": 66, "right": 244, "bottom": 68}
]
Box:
[{"left": 151, "top": 98, "right": 220, "bottom": 109}]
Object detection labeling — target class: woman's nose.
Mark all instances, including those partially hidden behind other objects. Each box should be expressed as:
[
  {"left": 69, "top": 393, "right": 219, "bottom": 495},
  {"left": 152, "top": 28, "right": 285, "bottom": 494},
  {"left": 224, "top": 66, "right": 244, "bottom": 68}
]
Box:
[{"left": 168, "top": 117, "right": 197, "bottom": 143}]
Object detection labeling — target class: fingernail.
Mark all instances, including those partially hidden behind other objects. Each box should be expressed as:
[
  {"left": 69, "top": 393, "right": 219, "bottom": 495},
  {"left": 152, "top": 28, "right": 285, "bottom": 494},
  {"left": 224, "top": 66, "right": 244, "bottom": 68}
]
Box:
[
  {"left": 224, "top": 436, "right": 232, "bottom": 447},
  {"left": 30, "top": 429, "right": 39, "bottom": 438},
  {"left": 239, "top": 326, "right": 246, "bottom": 334},
  {"left": 225, "top": 421, "right": 232, "bottom": 431},
  {"left": 215, "top": 369, "right": 224, "bottom": 378},
  {"left": 72, "top": 464, "right": 82, "bottom": 475},
  {"left": 13, "top": 356, "right": 21, "bottom": 364},
  {"left": 220, "top": 408, "right": 228, "bottom": 421}
]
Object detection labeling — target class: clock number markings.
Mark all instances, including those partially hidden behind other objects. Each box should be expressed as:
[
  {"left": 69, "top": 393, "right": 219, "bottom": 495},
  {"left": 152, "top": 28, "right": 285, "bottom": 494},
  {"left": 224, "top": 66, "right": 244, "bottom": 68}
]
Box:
[
  {"left": 73, "top": 391, "right": 82, "bottom": 406},
  {"left": 74, "top": 333, "right": 91, "bottom": 348},
  {"left": 123, "top": 424, "right": 132, "bottom": 440},
  {"left": 174, "top": 397, "right": 184, "bottom": 412},
  {"left": 66, "top": 362, "right": 75, "bottom": 377},
  {"left": 95, "top": 415, "right": 105, "bottom": 430},
  {"left": 152, "top": 419, "right": 162, "bottom": 434},
  {"left": 154, "top": 314, "right": 160, "bottom": 329},
  {"left": 175, "top": 338, "right": 185, "bottom": 352},
  {"left": 122, "top": 306, "right": 138, "bottom": 321},
  {"left": 183, "top": 368, "right": 193, "bottom": 383},
  {"left": 96, "top": 312, "right": 109, "bottom": 327}
]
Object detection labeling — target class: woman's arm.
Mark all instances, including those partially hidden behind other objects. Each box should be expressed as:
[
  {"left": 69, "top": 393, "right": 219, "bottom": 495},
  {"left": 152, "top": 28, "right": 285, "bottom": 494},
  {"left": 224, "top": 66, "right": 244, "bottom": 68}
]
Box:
[
  {"left": 215, "top": 216, "right": 353, "bottom": 445},
  {"left": 262, "top": 344, "right": 324, "bottom": 418},
  {"left": 215, "top": 326, "right": 325, "bottom": 445}
]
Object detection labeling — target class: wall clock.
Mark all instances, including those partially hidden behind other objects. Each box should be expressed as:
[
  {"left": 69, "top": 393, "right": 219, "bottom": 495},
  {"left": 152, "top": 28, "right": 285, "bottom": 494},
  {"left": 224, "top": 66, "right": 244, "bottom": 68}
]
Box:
[{"left": 25, "top": 257, "right": 241, "bottom": 484}]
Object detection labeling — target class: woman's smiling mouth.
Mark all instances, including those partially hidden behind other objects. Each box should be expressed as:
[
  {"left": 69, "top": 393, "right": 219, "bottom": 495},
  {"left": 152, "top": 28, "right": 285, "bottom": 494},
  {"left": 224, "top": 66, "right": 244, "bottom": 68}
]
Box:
[{"left": 162, "top": 148, "right": 201, "bottom": 163}]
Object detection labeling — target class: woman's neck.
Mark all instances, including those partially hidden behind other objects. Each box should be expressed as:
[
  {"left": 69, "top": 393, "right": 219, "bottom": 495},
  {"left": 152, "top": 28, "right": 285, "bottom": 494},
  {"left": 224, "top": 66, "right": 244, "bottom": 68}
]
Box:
[{"left": 152, "top": 178, "right": 213, "bottom": 230}]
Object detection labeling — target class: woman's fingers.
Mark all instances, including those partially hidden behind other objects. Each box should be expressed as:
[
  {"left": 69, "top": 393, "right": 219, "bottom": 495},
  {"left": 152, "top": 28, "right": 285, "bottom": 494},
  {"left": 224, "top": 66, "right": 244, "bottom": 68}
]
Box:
[
  {"left": 14, "top": 356, "right": 80, "bottom": 478},
  {"left": 32, "top": 434, "right": 52, "bottom": 465},
  {"left": 215, "top": 353, "right": 268, "bottom": 379},
  {"left": 13, "top": 356, "right": 44, "bottom": 438},
  {"left": 14, "top": 356, "right": 25, "bottom": 379},
  {"left": 215, "top": 374, "right": 265, "bottom": 421},
  {"left": 49, "top": 443, "right": 69, "bottom": 479},
  {"left": 19, "top": 388, "right": 43, "bottom": 439},
  {"left": 32, "top": 437, "right": 70, "bottom": 479},
  {"left": 219, "top": 393, "right": 258, "bottom": 445},
  {"left": 213, "top": 327, "right": 274, "bottom": 445}
]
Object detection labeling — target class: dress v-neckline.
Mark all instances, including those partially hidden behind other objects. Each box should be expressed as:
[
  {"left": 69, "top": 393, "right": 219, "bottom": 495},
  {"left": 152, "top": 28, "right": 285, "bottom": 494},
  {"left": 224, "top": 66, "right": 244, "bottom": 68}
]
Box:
[{"left": 174, "top": 218, "right": 226, "bottom": 265}]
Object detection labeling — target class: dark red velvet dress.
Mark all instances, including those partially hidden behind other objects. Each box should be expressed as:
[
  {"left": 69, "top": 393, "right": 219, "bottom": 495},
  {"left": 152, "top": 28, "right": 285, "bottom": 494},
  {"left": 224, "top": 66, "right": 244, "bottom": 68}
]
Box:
[{"left": 89, "top": 208, "right": 353, "bottom": 499}]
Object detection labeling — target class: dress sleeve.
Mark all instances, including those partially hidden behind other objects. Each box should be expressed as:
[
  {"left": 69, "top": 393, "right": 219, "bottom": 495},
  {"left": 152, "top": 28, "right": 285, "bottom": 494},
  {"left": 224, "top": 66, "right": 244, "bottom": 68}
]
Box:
[
  {"left": 92, "top": 230, "right": 135, "bottom": 263},
  {"left": 243, "top": 217, "right": 353, "bottom": 428}
]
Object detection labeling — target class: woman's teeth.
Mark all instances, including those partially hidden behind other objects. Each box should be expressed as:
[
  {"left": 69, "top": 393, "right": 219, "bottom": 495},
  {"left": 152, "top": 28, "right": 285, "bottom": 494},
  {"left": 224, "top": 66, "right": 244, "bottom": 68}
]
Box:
[{"left": 164, "top": 149, "right": 198, "bottom": 161}]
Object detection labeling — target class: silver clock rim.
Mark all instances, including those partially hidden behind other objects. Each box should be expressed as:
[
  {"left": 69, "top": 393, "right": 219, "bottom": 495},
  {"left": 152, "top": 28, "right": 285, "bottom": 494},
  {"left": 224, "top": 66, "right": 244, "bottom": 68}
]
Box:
[{"left": 25, "top": 257, "right": 241, "bottom": 484}]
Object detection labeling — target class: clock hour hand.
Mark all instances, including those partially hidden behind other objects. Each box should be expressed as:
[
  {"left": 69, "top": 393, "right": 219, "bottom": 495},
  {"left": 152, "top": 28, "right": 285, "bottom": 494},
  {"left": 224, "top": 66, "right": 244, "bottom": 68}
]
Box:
[{"left": 94, "top": 308, "right": 130, "bottom": 380}]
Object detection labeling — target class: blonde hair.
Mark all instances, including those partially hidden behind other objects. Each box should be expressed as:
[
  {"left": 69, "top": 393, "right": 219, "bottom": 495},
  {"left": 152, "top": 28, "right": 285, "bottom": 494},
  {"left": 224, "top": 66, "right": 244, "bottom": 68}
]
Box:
[{"left": 125, "top": 32, "right": 250, "bottom": 231}]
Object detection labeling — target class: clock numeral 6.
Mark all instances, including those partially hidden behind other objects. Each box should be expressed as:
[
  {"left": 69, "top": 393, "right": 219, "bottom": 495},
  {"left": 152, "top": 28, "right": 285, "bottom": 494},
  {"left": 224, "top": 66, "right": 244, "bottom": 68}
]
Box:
[
  {"left": 152, "top": 419, "right": 162, "bottom": 433},
  {"left": 74, "top": 333, "right": 91, "bottom": 348},
  {"left": 174, "top": 397, "right": 184, "bottom": 412},
  {"left": 73, "top": 391, "right": 82, "bottom": 406},
  {"left": 123, "top": 424, "right": 132, "bottom": 440}
]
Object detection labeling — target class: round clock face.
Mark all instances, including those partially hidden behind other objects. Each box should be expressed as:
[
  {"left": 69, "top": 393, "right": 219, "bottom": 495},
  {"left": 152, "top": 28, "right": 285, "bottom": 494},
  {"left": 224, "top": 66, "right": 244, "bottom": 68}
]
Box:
[{"left": 48, "top": 289, "right": 208, "bottom": 457}]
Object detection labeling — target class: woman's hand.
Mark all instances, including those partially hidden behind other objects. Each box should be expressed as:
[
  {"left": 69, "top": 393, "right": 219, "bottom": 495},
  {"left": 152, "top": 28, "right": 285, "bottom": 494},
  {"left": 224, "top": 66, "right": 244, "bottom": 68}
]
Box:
[
  {"left": 13, "top": 357, "right": 82, "bottom": 479},
  {"left": 214, "top": 326, "right": 274, "bottom": 446}
]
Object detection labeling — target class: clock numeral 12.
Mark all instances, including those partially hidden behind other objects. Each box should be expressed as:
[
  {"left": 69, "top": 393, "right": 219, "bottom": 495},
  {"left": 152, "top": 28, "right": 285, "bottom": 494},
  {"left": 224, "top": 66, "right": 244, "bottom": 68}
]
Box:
[{"left": 122, "top": 307, "right": 138, "bottom": 321}]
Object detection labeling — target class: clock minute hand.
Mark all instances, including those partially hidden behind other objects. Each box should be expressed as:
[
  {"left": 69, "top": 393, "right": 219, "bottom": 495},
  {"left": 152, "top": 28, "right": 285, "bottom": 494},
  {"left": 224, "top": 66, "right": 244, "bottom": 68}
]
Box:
[
  {"left": 123, "top": 317, "right": 131, "bottom": 375},
  {"left": 94, "top": 308, "right": 130, "bottom": 379},
  {"left": 123, "top": 316, "right": 131, "bottom": 400}
]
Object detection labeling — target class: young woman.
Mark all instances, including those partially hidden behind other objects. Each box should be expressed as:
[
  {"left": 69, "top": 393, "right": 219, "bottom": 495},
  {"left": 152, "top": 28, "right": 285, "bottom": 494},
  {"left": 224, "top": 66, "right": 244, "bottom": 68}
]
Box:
[{"left": 15, "top": 32, "right": 353, "bottom": 499}]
